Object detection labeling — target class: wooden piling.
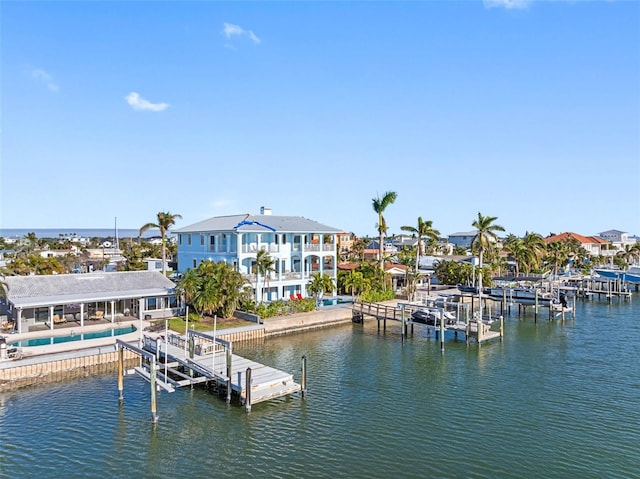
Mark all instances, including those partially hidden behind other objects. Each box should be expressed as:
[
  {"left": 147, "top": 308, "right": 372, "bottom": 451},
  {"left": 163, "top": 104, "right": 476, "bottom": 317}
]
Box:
[
  {"left": 301, "top": 355, "right": 307, "bottom": 399},
  {"left": 439, "top": 311, "right": 445, "bottom": 353},
  {"left": 245, "top": 367, "right": 252, "bottom": 413},
  {"left": 226, "top": 349, "right": 232, "bottom": 404},
  {"left": 150, "top": 359, "right": 158, "bottom": 423},
  {"left": 117, "top": 346, "right": 124, "bottom": 403}
]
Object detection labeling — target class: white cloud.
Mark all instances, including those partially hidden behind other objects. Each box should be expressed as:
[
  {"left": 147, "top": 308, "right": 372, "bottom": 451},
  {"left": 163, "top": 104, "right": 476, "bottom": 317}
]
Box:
[
  {"left": 223, "top": 23, "right": 245, "bottom": 38},
  {"left": 222, "top": 22, "right": 261, "bottom": 45},
  {"left": 484, "top": 0, "right": 532, "bottom": 9},
  {"left": 125, "top": 92, "right": 169, "bottom": 112},
  {"left": 248, "top": 31, "right": 261, "bottom": 45},
  {"left": 31, "top": 68, "right": 59, "bottom": 92}
]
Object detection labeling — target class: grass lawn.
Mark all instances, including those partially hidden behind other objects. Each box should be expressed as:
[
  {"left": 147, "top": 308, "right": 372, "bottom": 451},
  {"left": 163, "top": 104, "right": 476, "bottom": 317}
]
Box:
[{"left": 156, "top": 316, "right": 255, "bottom": 334}]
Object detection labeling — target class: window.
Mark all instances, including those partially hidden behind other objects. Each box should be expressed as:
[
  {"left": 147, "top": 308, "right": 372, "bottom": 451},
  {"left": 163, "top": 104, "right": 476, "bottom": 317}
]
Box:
[
  {"left": 146, "top": 297, "right": 157, "bottom": 311},
  {"left": 178, "top": 234, "right": 182, "bottom": 245},
  {"left": 193, "top": 259, "right": 197, "bottom": 268},
  {"left": 210, "top": 235, "right": 215, "bottom": 246},
  {"left": 187, "top": 234, "right": 192, "bottom": 246},
  {"left": 200, "top": 234, "right": 204, "bottom": 246},
  {"left": 168, "top": 296, "right": 178, "bottom": 308}
]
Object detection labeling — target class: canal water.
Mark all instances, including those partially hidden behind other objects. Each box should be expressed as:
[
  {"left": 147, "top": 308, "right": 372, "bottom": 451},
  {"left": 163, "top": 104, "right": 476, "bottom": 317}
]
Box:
[{"left": 1, "top": 296, "right": 638, "bottom": 478}]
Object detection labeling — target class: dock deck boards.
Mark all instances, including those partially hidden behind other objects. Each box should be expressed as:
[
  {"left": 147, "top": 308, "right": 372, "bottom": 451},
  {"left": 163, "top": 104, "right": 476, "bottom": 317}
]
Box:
[{"left": 146, "top": 339, "right": 301, "bottom": 405}]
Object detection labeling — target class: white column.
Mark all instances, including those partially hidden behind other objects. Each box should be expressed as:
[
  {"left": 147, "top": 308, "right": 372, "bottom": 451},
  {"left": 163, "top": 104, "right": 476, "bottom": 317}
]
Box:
[
  {"left": 17, "top": 308, "right": 23, "bottom": 334},
  {"left": 49, "top": 305, "right": 54, "bottom": 330},
  {"left": 80, "top": 304, "right": 85, "bottom": 327},
  {"left": 110, "top": 300, "right": 115, "bottom": 323}
]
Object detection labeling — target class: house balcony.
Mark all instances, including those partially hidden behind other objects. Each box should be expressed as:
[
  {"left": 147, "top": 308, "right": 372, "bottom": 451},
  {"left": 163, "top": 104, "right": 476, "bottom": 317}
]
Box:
[{"left": 241, "top": 244, "right": 281, "bottom": 254}]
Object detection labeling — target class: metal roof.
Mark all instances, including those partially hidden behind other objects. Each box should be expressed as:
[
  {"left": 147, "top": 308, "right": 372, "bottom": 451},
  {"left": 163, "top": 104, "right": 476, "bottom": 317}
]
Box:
[
  {"left": 3, "top": 271, "right": 176, "bottom": 308},
  {"left": 175, "top": 214, "right": 341, "bottom": 234}
]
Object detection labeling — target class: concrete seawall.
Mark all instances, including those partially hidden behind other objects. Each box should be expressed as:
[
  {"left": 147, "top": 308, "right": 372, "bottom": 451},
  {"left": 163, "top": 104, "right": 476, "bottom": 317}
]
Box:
[
  {"left": 0, "top": 347, "right": 139, "bottom": 392},
  {"left": 0, "top": 305, "right": 355, "bottom": 392},
  {"left": 262, "top": 305, "right": 353, "bottom": 337}
]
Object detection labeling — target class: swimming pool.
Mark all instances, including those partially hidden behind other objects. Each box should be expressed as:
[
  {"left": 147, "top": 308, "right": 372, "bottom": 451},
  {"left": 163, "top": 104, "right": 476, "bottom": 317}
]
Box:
[
  {"left": 10, "top": 325, "right": 137, "bottom": 348},
  {"left": 322, "top": 297, "right": 354, "bottom": 306}
]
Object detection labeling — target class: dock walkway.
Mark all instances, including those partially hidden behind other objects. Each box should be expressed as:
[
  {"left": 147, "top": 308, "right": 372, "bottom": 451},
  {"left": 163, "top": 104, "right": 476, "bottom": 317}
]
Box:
[{"left": 117, "top": 329, "right": 302, "bottom": 417}]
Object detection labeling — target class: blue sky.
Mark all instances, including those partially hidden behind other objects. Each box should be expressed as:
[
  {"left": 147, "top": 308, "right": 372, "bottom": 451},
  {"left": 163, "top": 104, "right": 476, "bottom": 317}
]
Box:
[{"left": 1, "top": 1, "right": 638, "bottom": 239}]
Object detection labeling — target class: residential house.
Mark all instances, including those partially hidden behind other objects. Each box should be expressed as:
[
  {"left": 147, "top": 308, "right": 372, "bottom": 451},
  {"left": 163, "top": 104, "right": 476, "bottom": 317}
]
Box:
[
  {"left": 337, "top": 232, "right": 355, "bottom": 260},
  {"left": 0, "top": 271, "right": 180, "bottom": 334},
  {"left": 174, "top": 207, "right": 341, "bottom": 301},
  {"left": 598, "top": 229, "right": 637, "bottom": 251},
  {"left": 544, "top": 232, "right": 610, "bottom": 257},
  {"left": 447, "top": 231, "right": 478, "bottom": 250}
]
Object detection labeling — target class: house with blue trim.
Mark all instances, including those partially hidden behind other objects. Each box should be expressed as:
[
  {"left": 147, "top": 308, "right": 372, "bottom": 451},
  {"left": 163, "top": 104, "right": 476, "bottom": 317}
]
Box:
[{"left": 174, "top": 207, "right": 341, "bottom": 301}]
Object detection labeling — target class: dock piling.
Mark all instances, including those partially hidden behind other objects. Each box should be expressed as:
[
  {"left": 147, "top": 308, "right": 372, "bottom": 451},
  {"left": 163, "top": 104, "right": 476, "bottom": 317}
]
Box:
[
  {"left": 245, "top": 368, "right": 252, "bottom": 413},
  {"left": 439, "top": 311, "right": 445, "bottom": 353},
  {"left": 301, "top": 355, "right": 307, "bottom": 399},
  {"left": 150, "top": 358, "right": 159, "bottom": 423},
  {"left": 117, "top": 346, "right": 124, "bottom": 403},
  {"left": 226, "top": 349, "right": 232, "bottom": 404}
]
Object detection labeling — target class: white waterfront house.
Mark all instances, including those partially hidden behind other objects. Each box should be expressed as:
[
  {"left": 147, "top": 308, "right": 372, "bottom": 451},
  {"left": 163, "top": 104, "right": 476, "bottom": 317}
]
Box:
[
  {"left": 598, "top": 229, "right": 637, "bottom": 251},
  {"left": 174, "top": 207, "right": 342, "bottom": 301}
]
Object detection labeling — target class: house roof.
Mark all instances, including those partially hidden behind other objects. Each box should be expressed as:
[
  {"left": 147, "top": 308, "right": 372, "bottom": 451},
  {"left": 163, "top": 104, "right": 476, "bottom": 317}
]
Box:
[
  {"left": 448, "top": 231, "right": 477, "bottom": 237},
  {"left": 3, "top": 271, "right": 176, "bottom": 309},
  {"left": 175, "top": 214, "right": 341, "bottom": 234},
  {"left": 599, "top": 229, "right": 627, "bottom": 235},
  {"left": 545, "top": 232, "right": 609, "bottom": 245}
]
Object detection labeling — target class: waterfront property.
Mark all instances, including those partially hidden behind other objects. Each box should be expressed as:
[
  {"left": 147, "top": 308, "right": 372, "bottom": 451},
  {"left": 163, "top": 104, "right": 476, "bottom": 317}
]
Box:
[
  {"left": 0, "top": 271, "right": 181, "bottom": 334},
  {"left": 174, "top": 206, "right": 341, "bottom": 301}
]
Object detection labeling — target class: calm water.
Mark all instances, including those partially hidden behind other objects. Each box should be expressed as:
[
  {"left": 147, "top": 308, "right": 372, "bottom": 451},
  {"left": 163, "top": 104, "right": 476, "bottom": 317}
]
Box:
[
  {"left": 0, "top": 228, "right": 161, "bottom": 240},
  {"left": 1, "top": 297, "right": 638, "bottom": 478}
]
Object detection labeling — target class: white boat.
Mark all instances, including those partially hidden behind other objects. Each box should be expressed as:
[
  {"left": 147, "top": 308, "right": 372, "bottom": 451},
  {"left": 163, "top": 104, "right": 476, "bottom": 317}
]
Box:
[
  {"left": 487, "top": 286, "right": 554, "bottom": 305},
  {"left": 594, "top": 266, "right": 640, "bottom": 284}
]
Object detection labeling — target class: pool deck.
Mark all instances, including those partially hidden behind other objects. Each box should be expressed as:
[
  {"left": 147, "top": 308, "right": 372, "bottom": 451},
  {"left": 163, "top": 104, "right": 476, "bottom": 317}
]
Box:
[{"left": 1, "top": 320, "right": 145, "bottom": 359}]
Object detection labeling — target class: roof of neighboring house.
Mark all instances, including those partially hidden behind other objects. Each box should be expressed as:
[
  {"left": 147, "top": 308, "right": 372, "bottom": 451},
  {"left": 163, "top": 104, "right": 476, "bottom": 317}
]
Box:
[
  {"left": 599, "top": 229, "right": 627, "bottom": 235},
  {"left": 175, "top": 214, "right": 341, "bottom": 234},
  {"left": 545, "top": 232, "right": 609, "bottom": 245},
  {"left": 448, "top": 231, "right": 477, "bottom": 237},
  {"left": 3, "top": 271, "right": 176, "bottom": 308}
]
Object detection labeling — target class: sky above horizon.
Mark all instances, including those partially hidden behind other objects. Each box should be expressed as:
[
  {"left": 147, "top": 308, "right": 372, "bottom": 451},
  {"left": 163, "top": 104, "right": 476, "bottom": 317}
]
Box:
[{"left": 1, "top": 1, "right": 639, "bottom": 239}]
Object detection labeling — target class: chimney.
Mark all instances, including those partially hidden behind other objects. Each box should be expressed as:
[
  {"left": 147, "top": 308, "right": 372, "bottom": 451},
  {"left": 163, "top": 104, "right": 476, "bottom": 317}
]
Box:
[{"left": 260, "top": 206, "right": 272, "bottom": 216}]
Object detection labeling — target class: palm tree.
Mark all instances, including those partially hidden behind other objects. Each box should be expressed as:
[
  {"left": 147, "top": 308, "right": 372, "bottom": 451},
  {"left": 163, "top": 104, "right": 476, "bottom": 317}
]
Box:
[
  {"left": 372, "top": 191, "right": 397, "bottom": 270},
  {"left": 471, "top": 212, "right": 504, "bottom": 298},
  {"left": 544, "top": 241, "right": 570, "bottom": 277},
  {"left": 342, "top": 271, "right": 369, "bottom": 299},
  {"left": 522, "top": 231, "right": 545, "bottom": 273},
  {"left": 255, "top": 249, "right": 275, "bottom": 302},
  {"left": 0, "top": 277, "right": 8, "bottom": 300},
  {"left": 177, "top": 260, "right": 245, "bottom": 318},
  {"left": 616, "top": 243, "right": 640, "bottom": 268},
  {"left": 503, "top": 234, "right": 526, "bottom": 277},
  {"left": 401, "top": 216, "right": 440, "bottom": 272},
  {"left": 139, "top": 211, "right": 182, "bottom": 276},
  {"left": 471, "top": 212, "right": 505, "bottom": 269},
  {"left": 307, "top": 272, "right": 336, "bottom": 306}
]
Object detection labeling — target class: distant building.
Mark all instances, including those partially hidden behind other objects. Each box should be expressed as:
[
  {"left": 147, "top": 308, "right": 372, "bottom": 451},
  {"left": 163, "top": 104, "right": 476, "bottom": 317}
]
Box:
[
  {"left": 448, "top": 231, "right": 477, "bottom": 249},
  {"left": 337, "top": 232, "right": 355, "bottom": 259},
  {"left": 598, "top": 229, "right": 636, "bottom": 251},
  {"left": 143, "top": 258, "right": 173, "bottom": 273}
]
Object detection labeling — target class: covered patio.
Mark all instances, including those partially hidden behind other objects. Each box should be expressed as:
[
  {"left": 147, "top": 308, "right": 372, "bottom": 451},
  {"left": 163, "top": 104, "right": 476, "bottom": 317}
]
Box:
[{"left": 1, "top": 271, "right": 182, "bottom": 334}]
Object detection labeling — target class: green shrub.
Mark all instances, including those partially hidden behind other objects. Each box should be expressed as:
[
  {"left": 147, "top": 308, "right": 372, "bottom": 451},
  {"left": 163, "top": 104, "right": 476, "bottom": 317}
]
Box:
[{"left": 360, "top": 289, "right": 395, "bottom": 302}]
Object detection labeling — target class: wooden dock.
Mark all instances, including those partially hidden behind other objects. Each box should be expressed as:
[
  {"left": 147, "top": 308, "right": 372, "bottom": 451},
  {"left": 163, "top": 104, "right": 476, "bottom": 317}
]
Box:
[
  {"left": 116, "top": 329, "right": 304, "bottom": 421},
  {"left": 352, "top": 300, "right": 502, "bottom": 348}
]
